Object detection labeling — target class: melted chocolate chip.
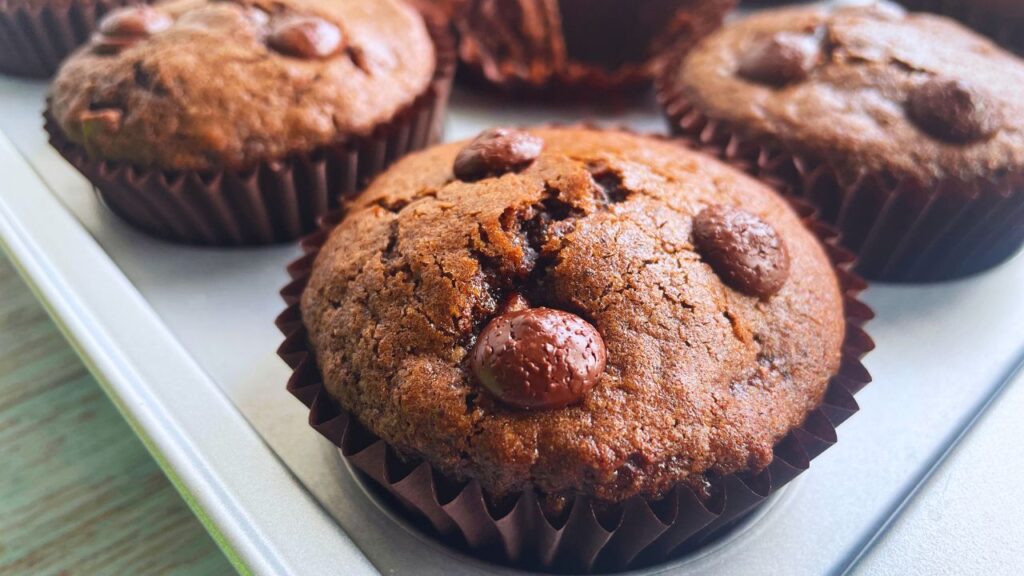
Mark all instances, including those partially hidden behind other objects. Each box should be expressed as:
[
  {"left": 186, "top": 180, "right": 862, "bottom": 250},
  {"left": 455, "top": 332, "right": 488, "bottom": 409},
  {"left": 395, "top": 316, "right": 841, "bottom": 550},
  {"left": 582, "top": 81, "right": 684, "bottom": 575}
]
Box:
[
  {"left": 737, "top": 33, "right": 820, "bottom": 87},
  {"left": 98, "top": 6, "right": 172, "bottom": 37},
  {"left": 268, "top": 15, "right": 343, "bottom": 59},
  {"left": 693, "top": 205, "right": 790, "bottom": 298},
  {"left": 453, "top": 128, "right": 543, "bottom": 182},
  {"left": 93, "top": 6, "right": 172, "bottom": 54},
  {"left": 907, "top": 78, "right": 1001, "bottom": 143},
  {"left": 93, "top": 34, "right": 139, "bottom": 55},
  {"left": 471, "top": 308, "right": 606, "bottom": 410}
]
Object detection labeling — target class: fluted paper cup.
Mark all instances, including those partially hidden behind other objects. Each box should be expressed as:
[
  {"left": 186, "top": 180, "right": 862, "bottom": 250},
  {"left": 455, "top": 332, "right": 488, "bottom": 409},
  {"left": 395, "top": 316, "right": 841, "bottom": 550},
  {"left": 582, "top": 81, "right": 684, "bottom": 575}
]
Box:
[
  {"left": 276, "top": 198, "right": 874, "bottom": 573},
  {"left": 0, "top": 0, "right": 146, "bottom": 78}
]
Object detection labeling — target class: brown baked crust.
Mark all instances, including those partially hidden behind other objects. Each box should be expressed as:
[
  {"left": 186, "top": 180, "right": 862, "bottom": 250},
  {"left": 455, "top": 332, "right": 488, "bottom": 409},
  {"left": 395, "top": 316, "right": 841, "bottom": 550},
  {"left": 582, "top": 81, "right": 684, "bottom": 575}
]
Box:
[
  {"left": 667, "top": 3, "right": 1024, "bottom": 184},
  {"left": 300, "top": 127, "right": 846, "bottom": 503},
  {"left": 48, "top": 0, "right": 436, "bottom": 170},
  {"left": 456, "top": 0, "right": 736, "bottom": 90}
]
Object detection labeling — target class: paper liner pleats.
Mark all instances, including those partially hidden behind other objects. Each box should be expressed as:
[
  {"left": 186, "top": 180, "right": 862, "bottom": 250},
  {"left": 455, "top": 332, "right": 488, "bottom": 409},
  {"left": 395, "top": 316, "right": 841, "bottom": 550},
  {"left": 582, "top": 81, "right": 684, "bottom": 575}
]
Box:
[
  {"left": 657, "top": 83, "right": 1024, "bottom": 282},
  {"left": 43, "top": 18, "right": 455, "bottom": 246},
  {"left": 454, "top": 0, "right": 735, "bottom": 94},
  {"left": 0, "top": 0, "right": 143, "bottom": 78},
  {"left": 898, "top": 0, "right": 1024, "bottom": 55},
  {"left": 275, "top": 201, "right": 874, "bottom": 573}
]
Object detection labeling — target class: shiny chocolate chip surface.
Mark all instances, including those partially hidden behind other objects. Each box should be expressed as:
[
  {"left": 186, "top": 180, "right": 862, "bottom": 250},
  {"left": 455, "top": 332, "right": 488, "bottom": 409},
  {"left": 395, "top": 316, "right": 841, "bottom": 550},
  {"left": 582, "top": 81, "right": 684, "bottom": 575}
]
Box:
[
  {"left": 268, "top": 15, "right": 344, "bottom": 59},
  {"left": 94, "top": 6, "right": 172, "bottom": 54},
  {"left": 453, "top": 128, "right": 543, "bottom": 182},
  {"left": 693, "top": 205, "right": 790, "bottom": 298},
  {"left": 737, "top": 32, "right": 819, "bottom": 87},
  {"left": 907, "top": 78, "right": 1001, "bottom": 143},
  {"left": 471, "top": 307, "right": 606, "bottom": 410}
]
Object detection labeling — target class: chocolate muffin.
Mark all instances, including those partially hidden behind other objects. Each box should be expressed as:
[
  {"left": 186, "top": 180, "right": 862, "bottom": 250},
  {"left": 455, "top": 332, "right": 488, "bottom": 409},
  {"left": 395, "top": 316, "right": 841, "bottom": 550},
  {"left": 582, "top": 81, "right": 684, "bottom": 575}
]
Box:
[
  {"left": 289, "top": 126, "right": 873, "bottom": 570},
  {"left": 454, "top": 0, "right": 737, "bottom": 92},
  {"left": 899, "top": 0, "right": 1024, "bottom": 54},
  {"left": 0, "top": 0, "right": 147, "bottom": 77},
  {"left": 46, "top": 0, "right": 454, "bottom": 245},
  {"left": 659, "top": 2, "right": 1024, "bottom": 281}
]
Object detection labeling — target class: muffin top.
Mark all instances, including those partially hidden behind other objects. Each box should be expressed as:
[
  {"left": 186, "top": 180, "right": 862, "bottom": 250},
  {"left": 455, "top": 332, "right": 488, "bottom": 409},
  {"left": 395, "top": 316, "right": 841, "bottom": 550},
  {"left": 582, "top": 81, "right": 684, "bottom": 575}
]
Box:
[
  {"left": 48, "top": 0, "right": 436, "bottom": 170},
  {"left": 456, "top": 0, "right": 735, "bottom": 89},
  {"left": 301, "top": 126, "right": 846, "bottom": 503},
  {"left": 667, "top": 3, "right": 1024, "bottom": 184}
]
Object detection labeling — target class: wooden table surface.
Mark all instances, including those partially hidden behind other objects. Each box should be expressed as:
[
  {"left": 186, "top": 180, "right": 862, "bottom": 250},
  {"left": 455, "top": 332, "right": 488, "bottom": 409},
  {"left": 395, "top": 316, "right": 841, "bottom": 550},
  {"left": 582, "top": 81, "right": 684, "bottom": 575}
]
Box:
[{"left": 0, "top": 255, "right": 234, "bottom": 575}]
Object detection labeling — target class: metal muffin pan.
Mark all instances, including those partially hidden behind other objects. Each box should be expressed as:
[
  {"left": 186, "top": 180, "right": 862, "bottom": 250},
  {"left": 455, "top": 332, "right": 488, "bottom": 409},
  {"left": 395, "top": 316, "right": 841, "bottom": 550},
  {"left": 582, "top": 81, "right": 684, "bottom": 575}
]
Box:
[{"left": 2, "top": 3, "right": 1023, "bottom": 571}]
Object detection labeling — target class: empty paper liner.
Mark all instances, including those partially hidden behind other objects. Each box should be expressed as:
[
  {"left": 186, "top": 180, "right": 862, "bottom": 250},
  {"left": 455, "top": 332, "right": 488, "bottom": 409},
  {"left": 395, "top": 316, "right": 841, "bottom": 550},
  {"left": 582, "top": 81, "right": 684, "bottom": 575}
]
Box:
[
  {"left": 0, "top": 0, "right": 142, "bottom": 78},
  {"left": 657, "top": 83, "right": 1024, "bottom": 282},
  {"left": 275, "top": 201, "right": 875, "bottom": 573},
  {"left": 43, "top": 17, "right": 455, "bottom": 246}
]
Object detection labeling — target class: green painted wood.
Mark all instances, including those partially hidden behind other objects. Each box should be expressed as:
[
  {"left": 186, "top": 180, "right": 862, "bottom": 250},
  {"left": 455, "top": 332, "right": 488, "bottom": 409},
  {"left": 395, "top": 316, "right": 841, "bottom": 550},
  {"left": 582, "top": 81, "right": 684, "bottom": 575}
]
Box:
[{"left": 0, "top": 255, "right": 235, "bottom": 576}]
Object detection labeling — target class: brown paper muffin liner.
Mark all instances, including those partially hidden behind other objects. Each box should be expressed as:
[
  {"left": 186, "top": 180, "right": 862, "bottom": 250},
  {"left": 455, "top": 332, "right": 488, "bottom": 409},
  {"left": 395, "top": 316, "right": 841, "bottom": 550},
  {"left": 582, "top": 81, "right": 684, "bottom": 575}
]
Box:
[
  {"left": 458, "top": 46, "right": 651, "bottom": 96},
  {"left": 42, "top": 18, "right": 455, "bottom": 246},
  {"left": 0, "top": 0, "right": 144, "bottom": 78},
  {"left": 455, "top": 0, "right": 735, "bottom": 94},
  {"left": 657, "top": 82, "right": 1024, "bottom": 282},
  {"left": 898, "top": 0, "right": 1024, "bottom": 55},
  {"left": 275, "top": 196, "right": 875, "bottom": 573}
]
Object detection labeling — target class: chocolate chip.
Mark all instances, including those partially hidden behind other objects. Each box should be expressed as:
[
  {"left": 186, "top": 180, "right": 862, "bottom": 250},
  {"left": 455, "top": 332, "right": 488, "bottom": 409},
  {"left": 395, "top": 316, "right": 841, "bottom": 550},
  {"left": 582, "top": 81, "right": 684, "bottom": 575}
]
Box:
[
  {"left": 268, "top": 15, "right": 343, "bottom": 59},
  {"left": 737, "top": 33, "right": 820, "bottom": 87},
  {"left": 907, "top": 78, "right": 1001, "bottom": 143},
  {"left": 471, "top": 308, "right": 606, "bottom": 410},
  {"left": 94, "top": 7, "right": 172, "bottom": 54},
  {"left": 693, "top": 205, "right": 790, "bottom": 298},
  {"left": 93, "top": 34, "right": 138, "bottom": 54},
  {"left": 98, "top": 6, "right": 172, "bottom": 37},
  {"left": 453, "top": 128, "right": 543, "bottom": 182}
]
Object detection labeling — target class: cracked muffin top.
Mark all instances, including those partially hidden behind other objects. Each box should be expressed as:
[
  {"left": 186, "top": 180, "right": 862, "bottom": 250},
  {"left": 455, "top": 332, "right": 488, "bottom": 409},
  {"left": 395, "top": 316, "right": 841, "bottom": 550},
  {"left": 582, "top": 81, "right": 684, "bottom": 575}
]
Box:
[
  {"left": 665, "top": 3, "right": 1024, "bottom": 184},
  {"left": 301, "top": 126, "right": 846, "bottom": 505},
  {"left": 48, "top": 0, "right": 436, "bottom": 170}
]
